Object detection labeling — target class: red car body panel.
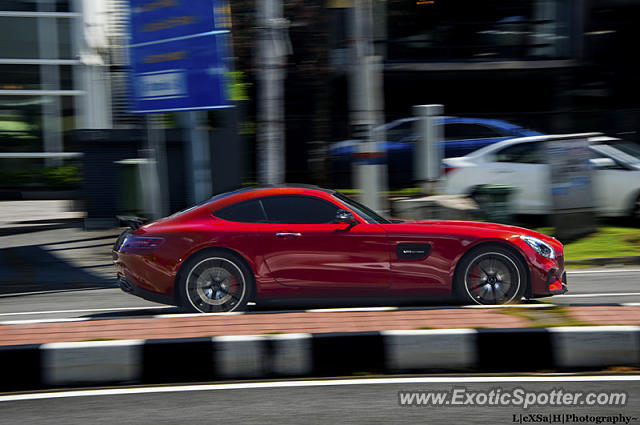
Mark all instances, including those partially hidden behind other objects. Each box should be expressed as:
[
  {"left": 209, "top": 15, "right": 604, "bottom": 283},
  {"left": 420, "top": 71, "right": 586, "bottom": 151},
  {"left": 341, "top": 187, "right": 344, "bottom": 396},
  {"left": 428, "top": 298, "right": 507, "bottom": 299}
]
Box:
[
  {"left": 113, "top": 187, "right": 565, "bottom": 305},
  {"left": 260, "top": 222, "right": 391, "bottom": 290}
]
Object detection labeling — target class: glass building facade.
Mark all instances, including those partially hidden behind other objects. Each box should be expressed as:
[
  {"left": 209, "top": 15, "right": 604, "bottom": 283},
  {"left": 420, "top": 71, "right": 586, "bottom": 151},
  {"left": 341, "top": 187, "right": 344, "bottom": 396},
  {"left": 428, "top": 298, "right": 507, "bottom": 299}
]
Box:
[
  {"left": 381, "top": 0, "right": 574, "bottom": 62},
  {"left": 0, "top": 0, "right": 81, "bottom": 155}
]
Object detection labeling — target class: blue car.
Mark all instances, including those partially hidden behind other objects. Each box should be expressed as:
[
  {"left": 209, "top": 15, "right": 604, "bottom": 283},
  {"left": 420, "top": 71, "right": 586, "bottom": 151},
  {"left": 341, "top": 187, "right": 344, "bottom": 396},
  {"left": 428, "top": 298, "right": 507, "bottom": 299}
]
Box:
[{"left": 328, "top": 117, "right": 542, "bottom": 188}]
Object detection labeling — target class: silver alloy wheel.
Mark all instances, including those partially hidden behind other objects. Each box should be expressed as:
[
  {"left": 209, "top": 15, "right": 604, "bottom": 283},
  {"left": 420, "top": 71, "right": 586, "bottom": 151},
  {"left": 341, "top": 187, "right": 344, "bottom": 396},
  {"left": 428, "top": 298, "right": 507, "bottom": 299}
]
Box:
[
  {"left": 185, "top": 257, "right": 247, "bottom": 313},
  {"left": 463, "top": 252, "right": 520, "bottom": 305}
]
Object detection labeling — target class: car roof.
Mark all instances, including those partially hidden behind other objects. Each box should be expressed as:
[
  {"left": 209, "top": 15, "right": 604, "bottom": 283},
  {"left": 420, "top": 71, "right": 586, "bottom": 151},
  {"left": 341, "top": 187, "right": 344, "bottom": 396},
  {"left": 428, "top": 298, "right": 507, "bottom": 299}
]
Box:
[
  {"left": 229, "top": 184, "right": 335, "bottom": 195},
  {"left": 377, "top": 116, "right": 526, "bottom": 131},
  {"left": 461, "top": 135, "right": 549, "bottom": 157},
  {"left": 462, "top": 133, "right": 606, "bottom": 158},
  {"left": 166, "top": 185, "right": 338, "bottom": 220},
  {"left": 204, "top": 185, "right": 337, "bottom": 209}
]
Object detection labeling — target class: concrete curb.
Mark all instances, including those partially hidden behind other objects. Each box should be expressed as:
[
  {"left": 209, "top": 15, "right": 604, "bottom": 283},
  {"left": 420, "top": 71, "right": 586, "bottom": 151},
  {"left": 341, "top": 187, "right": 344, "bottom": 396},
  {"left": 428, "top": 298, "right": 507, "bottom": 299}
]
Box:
[{"left": 1, "top": 326, "right": 639, "bottom": 391}]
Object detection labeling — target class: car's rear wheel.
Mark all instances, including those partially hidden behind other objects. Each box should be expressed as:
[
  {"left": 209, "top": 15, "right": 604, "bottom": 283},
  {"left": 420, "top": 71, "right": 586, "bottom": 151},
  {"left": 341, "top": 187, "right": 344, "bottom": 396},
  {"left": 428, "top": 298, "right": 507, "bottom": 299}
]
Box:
[
  {"left": 632, "top": 194, "right": 640, "bottom": 225},
  {"left": 454, "top": 245, "right": 527, "bottom": 305},
  {"left": 178, "top": 251, "right": 253, "bottom": 313}
]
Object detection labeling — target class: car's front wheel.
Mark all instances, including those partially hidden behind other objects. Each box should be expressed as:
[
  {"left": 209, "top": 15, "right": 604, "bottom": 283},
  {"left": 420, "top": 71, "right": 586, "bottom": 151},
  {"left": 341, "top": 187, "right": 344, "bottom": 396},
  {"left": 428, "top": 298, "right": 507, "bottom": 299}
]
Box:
[
  {"left": 454, "top": 245, "right": 527, "bottom": 305},
  {"left": 178, "top": 250, "right": 253, "bottom": 313}
]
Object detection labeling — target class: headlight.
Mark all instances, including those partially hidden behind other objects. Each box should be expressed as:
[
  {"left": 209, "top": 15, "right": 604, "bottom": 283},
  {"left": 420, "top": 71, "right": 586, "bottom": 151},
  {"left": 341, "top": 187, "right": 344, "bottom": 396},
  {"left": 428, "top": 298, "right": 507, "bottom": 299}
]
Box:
[{"left": 520, "top": 236, "right": 555, "bottom": 259}]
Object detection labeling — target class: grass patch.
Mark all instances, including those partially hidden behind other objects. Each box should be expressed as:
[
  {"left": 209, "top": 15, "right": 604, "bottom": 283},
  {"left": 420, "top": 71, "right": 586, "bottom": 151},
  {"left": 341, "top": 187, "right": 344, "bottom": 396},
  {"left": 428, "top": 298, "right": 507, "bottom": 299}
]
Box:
[
  {"left": 336, "top": 187, "right": 425, "bottom": 197},
  {"left": 535, "top": 226, "right": 640, "bottom": 261},
  {"left": 499, "top": 306, "right": 594, "bottom": 328}
]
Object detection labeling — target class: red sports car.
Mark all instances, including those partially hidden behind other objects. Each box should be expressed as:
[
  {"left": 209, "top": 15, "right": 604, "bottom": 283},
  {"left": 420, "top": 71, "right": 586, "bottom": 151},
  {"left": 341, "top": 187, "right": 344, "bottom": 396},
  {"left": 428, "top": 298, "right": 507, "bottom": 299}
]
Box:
[{"left": 113, "top": 186, "right": 567, "bottom": 312}]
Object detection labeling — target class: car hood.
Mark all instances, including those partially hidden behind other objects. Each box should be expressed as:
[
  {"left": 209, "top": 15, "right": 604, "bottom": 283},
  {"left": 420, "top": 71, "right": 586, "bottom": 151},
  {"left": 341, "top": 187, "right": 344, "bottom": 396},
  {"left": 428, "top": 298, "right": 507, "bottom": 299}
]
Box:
[{"left": 388, "top": 219, "right": 560, "bottom": 246}]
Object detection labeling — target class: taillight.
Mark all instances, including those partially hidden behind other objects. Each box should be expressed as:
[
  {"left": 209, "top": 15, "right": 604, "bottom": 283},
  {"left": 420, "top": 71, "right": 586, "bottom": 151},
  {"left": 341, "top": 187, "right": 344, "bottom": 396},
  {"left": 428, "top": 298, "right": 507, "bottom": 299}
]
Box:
[
  {"left": 122, "top": 236, "right": 165, "bottom": 249},
  {"left": 443, "top": 166, "right": 456, "bottom": 175}
]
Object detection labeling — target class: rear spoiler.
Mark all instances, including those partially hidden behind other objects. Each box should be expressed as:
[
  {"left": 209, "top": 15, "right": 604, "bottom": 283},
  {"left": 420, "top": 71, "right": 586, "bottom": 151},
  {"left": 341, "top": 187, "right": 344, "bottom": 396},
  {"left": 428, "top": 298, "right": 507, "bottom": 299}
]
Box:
[{"left": 116, "top": 215, "right": 148, "bottom": 230}]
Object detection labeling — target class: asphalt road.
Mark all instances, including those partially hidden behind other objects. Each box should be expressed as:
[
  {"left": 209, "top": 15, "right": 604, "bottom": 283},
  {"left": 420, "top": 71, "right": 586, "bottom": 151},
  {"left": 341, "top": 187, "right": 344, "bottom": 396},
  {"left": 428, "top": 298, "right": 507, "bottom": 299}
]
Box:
[
  {"left": 0, "top": 268, "right": 638, "bottom": 322},
  {"left": 0, "top": 375, "right": 638, "bottom": 425},
  {"left": 0, "top": 268, "right": 640, "bottom": 322}
]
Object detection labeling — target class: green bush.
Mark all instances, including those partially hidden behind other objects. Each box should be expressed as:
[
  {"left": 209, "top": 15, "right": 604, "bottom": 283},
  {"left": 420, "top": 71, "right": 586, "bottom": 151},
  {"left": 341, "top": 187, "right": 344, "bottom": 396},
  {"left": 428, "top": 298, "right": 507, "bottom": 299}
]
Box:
[
  {"left": 0, "top": 165, "right": 81, "bottom": 188},
  {"left": 41, "top": 165, "right": 82, "bottom": 186}
]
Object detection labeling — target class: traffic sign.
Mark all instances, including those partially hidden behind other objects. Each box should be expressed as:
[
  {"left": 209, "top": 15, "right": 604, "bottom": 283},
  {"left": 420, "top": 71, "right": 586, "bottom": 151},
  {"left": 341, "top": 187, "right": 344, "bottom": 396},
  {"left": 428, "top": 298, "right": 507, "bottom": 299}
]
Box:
[{"left": 128, "top": 0, "right": 233, "bottom": 113}]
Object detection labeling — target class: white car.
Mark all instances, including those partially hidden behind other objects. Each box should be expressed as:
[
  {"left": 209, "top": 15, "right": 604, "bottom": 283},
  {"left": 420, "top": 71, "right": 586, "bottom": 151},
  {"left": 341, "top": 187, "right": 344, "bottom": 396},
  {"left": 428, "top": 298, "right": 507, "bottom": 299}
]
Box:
[{"left": 443, "top": 135, "right": 640, "bottom": 218}]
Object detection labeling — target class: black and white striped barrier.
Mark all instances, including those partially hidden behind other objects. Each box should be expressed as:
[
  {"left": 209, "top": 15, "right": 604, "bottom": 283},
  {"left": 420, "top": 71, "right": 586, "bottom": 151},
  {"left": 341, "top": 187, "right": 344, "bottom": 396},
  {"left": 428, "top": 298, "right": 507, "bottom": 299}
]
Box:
[{"left": 1, "top": 326, "right": 639, "bottom": 391}]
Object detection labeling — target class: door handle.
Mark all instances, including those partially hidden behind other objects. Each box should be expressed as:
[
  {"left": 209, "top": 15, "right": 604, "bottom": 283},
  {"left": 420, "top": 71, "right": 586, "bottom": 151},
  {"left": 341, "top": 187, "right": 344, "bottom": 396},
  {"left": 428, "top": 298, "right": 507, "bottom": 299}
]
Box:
[{"left": 276, "top": 232, "right": 302, "bottom": 238}]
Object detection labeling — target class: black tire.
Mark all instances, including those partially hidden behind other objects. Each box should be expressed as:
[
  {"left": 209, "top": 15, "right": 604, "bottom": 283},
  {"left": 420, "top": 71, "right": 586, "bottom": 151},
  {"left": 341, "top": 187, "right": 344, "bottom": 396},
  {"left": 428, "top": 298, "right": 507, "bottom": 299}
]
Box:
[
  {"left": 177, "top": 250, "right": 254, "bottom": 313},
  {"left": 469, "top": 187, "right": 481, "bottom": 202},
  {"left": 453, "top": 245, "right": 528, "bottom": 305}
]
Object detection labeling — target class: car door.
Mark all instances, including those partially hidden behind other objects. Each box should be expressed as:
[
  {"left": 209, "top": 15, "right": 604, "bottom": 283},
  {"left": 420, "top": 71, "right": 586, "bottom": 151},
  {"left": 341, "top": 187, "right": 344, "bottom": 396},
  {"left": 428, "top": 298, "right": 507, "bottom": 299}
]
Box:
[
  {"left": 591, "top": 157, "right": 640, "bottom": 216},
  {"left": 484, "top": 142, "right": 551, "bottom": 214},
  {"left": 258, "top": 195, "right": 391, "bottom": 290}
]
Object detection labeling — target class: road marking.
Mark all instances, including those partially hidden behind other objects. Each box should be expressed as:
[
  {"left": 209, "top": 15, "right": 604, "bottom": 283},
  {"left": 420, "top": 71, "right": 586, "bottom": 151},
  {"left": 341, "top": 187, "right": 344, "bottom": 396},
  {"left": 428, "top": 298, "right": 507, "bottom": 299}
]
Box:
[
  {"left": 306, "top": 307, "right": 399, "bottom": 313},
  {"left": 0, "top": 306, "right": 163, "bottom": 317},
  {"left": 0, "top": 288, "right": 119, "bottom": 298},
  {"left": 1, "top": 375, "right": 638, "bottom": 403},
  {"left": 153, "top": 312, "right": 243, "bottom": 318},
  {"left": 463, "top": 304, "right": 554, "bottom": 309},
  {"left": 2, "top": 297, "right": 639, "bottom": 325},
  {"left": 567, "top": 269, "right": 640, "bottom": 275},
  {"left": 555, "top": 292, "right": 640, "bottom": 298},
  {"left": 0, "top": 318, "right": 86, "bottom": 325}
]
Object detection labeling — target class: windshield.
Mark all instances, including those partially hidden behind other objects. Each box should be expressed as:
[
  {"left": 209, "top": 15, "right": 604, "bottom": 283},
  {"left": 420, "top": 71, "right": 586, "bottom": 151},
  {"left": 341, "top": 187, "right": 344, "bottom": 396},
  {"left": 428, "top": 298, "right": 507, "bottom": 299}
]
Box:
[
  {"left": 601, "top": 140, "right": 640, "bottom": 163},
  {"left": 333, "top": 192, "right": 390, "bottom": 224}
]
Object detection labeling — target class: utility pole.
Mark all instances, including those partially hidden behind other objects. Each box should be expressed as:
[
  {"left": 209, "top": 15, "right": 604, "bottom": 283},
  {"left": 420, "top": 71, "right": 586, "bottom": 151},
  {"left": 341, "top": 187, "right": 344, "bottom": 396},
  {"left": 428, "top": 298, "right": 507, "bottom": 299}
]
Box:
[
  {"left": 414, "top": 104, "right": 444, "bottom": 195},
  {"left": 181, "top": 111, "right": 212, "bottom": 204},
  {"left": 350, "top": 0, "right": 387, "bottom": 212},
  {"left": 257, "top": 0, "right": 290, "bottom": 185}
]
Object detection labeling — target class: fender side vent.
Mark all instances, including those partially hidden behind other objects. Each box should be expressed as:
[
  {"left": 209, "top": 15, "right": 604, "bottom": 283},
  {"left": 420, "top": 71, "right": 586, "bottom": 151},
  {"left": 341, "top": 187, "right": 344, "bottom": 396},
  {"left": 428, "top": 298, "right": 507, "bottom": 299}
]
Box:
[{"left": 396, "top": 243, "right": 431, "bottom": 260}]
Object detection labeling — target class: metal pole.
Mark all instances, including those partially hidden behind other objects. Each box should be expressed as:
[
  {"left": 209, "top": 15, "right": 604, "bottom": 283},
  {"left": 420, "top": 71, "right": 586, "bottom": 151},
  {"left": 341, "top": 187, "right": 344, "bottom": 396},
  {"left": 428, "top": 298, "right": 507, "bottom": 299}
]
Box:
[
  {"left": 143, "top": 115, "right": 169, "bottom": 219},
  {"left": 72, "top": 0, "right": 112, "bottom": 130},
  {"left": 257, "top": 0, "right": 287, "bottom": 185},
  {"left": 181, "top": 111, "right": 212, "bottom": 204},
  {"left": 413, "top": 104, "right": 444, "bottom": 195},
  {"left": 350, "top": 0, "right": 386, "bottom": 212},
  {"left": 38, "top": 0, "right": 63, "bottom": 167}
]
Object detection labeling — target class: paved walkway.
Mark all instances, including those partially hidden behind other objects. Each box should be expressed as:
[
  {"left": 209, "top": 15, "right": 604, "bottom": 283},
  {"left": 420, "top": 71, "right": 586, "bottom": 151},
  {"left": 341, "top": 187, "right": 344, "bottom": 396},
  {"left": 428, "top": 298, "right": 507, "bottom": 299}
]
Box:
[
  {"left": 0, "top": 200, "right": 121, "bottom": 294},
  {"left": 1, "top": 306, "right": 639, "bottom": 346}
]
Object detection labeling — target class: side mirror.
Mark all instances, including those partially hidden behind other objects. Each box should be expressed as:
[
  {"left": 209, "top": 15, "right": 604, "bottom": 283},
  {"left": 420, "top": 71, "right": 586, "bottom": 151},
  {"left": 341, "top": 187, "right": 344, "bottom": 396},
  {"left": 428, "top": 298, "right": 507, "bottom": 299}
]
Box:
[{"left": 335, "top": 209, "right": 356, "bottom": 225}]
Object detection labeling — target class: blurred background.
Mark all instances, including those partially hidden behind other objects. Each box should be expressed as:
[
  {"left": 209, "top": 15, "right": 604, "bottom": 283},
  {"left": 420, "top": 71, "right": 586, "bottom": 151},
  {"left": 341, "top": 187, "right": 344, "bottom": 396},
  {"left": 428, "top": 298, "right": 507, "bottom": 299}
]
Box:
[
  {"left": 2, "top": 4, "right": 640, "bottom": 415},
  {"left": 0, "top": 0, "right": 639, "bottom": 233}
]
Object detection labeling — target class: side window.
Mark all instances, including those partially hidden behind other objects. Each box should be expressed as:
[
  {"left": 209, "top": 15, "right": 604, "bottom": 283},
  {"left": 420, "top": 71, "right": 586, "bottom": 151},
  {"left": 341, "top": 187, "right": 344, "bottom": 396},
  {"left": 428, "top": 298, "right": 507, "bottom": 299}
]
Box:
[
  {"left": 213, "top": 200, "right": 266, "bottom": 223},
  {"left": 495, "top": 143, "right": 542, "bottom": 164},
  {"left": 445, "top": 123, "right": 504, "bottom": 141},
  {"left": 386, "top": 121, "right": 414, "bottom": 142},
  {"left": 261, "top": 195, "right": 340, "bottom": 224}
]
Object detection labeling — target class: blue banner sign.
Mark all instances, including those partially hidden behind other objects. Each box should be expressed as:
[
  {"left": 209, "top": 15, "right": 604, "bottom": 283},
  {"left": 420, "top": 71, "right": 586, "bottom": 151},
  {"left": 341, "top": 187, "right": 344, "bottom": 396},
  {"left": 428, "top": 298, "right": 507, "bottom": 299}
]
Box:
[{"left": 128, "top": 0, "right": 233, "bottom": 113}]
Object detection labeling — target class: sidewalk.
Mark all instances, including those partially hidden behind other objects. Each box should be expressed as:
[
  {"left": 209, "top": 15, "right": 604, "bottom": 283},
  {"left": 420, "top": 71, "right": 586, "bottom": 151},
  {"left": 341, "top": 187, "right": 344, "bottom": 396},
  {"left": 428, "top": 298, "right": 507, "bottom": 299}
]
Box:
[
  {"left": 1, "top": 305, "right": 640, "bottom": 346},
  {"left": 0, "top": 200, "right": 120, "bottom": 294},
  {"left": 2, "top": 310, "right": 639, "bottom": 391}
]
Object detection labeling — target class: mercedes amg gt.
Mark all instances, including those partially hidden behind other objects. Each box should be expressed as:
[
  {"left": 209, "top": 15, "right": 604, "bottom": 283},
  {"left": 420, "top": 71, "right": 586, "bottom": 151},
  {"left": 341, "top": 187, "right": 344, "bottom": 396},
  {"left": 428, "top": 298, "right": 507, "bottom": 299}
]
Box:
[{"left": 113, "top": 186, "right": 566, "bottom": 312}]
